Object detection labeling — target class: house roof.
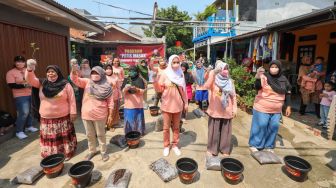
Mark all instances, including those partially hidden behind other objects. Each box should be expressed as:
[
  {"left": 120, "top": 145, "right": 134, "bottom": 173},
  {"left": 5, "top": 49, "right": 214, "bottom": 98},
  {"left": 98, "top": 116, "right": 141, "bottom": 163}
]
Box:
[
  {"left": 87, "top": 24, "right": 143, "bottom": 41},
  {"left": 0, "top": 0, "right": 105, "bottom": 33}
]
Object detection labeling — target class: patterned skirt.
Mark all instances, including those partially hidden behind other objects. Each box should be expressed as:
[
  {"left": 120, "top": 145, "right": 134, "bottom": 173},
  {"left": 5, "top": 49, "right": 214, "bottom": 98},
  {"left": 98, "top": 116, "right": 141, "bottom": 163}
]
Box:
[
  {"left": 107, "top": 100, "right": 120, "bottom": 129},
  {"left": 124, "top": 108, "right": 145, "bottom": 135},
  {"left": 40, "top": 115, "right": 77, "bottom": 158}
]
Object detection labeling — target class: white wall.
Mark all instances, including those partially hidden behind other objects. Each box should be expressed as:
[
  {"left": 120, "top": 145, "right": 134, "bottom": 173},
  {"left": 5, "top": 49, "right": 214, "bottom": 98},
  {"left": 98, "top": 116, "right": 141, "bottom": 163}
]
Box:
[{"left": 235, "top": 0, "right": 335, "bottom": 35}]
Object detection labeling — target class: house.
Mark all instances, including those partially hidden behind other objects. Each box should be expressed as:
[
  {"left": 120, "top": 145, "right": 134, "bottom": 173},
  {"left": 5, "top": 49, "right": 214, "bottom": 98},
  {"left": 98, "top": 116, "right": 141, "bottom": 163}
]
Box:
[
  {"left": 193, "top": 0, "right": 336, "bottom": 64},
  {"left": 0, "top": 0, "right": 104, "bottom": 116}
]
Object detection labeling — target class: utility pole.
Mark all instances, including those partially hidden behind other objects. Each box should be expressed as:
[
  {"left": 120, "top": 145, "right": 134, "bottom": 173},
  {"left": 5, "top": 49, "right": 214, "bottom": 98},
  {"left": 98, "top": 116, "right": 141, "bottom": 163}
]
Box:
[{"left": 152, "top": 2, "right": 158, "bottom": 37}]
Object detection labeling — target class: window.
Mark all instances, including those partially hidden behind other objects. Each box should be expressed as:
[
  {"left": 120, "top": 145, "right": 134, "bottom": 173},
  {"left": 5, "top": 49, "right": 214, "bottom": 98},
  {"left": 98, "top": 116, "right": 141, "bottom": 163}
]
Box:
[
  {"left": 330, "top": 32, "right": 336, "bottom": 39},
  {"left": 299, "top": 35, "right": 317, "bottom": 42},
  {"left": 238, "top": 0, "right": 257, "bottom": 21},
  {"left": 296, "top": 45, "right": 316, "bottom": 73}
]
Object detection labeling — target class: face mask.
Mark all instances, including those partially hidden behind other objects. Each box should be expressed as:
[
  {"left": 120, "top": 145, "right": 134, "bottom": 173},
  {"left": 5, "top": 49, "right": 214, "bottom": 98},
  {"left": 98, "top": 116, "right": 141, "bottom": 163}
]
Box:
[
  {"left": 129, "top": 71, "right": 138, "bottom": 78},
  {"left": 221, "top": 70, "right": 229, "bottom": 77},
  {"left": 47, "top": 75, "right": 58, "bottom": 82},
  {"left": 270, "top": 67, "right": 279, "bottom": 75},
  {"left": 91, "top": 75, "right": 101, "bottom": 82},
  {"left": 105, "top": 69, "right": 112, "bottom": 75}
]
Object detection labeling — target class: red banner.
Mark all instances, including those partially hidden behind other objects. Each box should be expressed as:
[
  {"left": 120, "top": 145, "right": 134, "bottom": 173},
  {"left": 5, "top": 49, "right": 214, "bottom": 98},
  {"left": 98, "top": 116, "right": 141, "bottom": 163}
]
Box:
[{"left": 117, "top": 44, "right": 165, "bottom": 66}]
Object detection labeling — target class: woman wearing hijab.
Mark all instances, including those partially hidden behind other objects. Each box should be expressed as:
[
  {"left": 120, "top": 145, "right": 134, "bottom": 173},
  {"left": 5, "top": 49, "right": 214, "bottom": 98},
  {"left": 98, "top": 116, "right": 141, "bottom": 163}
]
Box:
[
  {"left": 181, "top": 62, "right": 194, "bottom": 121},
  {"left": 25, "top": 59, "right": 77, "bottom": 160},
  {"left": 104, "top": 64, "right": 121, "bottom": 131},
  {"left": 249, "top": 60, "right": 292, "bottom": 153},
  {"left": 203, "top": 61, "right": 237, "bottom": 156},
  {"left": 154, "top": 55, "right": 188, "bottom": 157},
  {"left": 137, "top": 59, "right": 149, "bottom": 108},
  {"left": 71, "top": 66, "right": 113, "bottom": 162},
  {"left": 121, "top": 66, "right": 146, "bottom": 135},
  {"left": 193, "top": 60, "right": 209, "bottom": 110}
]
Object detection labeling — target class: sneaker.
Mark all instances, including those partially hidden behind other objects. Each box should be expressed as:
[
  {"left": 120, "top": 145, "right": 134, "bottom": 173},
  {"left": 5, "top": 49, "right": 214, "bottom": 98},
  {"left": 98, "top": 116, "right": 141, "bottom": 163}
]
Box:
[
  {"left": 101, "top": 153, "right": 109, "bottom": 162},
  {"left": 181, "top": 118, "right": 186, "bottom": 122},
  {"left": 172, "top": 147, "right": 181, "bottom": 156},
  {"left": 16, "top": 132, "right": 28, "bottom": 140},
  {"left": 265, "top": 149, "right": 274, "bottom": 153},
  {"left": 26, "top": 126, "right": 38, "bottom": 132},
  {"left": 249, "top": 147, "right": 258, "bottom": 153},
  {"left": 163, "top": 147, "right": 170, "bottom": 157}
]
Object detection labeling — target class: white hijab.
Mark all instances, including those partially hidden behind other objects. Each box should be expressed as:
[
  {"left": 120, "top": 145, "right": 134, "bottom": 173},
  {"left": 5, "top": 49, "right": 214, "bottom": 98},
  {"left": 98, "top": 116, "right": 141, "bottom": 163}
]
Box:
[{"left": 165, "top": 55, "right": 186, "bottom": 90}]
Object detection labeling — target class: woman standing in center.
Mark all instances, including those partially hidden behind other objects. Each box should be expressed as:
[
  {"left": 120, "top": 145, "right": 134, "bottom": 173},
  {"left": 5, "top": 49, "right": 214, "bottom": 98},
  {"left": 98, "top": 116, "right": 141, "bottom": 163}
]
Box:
[
  {"left": 203, "top": 61, "right": 237, "bottom": 156},
  {"left": 154, "top": 55, "right": 188, "bottom": 157},
  {"left": 104, "top": 64, "right": 121, "bottom": 131},
  {"left": 71, "top": 65, "right": 113, "bottom": 162}
]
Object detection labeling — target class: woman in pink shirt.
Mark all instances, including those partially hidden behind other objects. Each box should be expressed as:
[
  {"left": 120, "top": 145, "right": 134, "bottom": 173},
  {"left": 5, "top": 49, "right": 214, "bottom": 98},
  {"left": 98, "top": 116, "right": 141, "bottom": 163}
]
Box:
[
  {"left": 122, "top": 66, "right": 146, "bottom": 135},
  {"left": 150, "top": 58, "right": 167, "bottom": 106},
  {"left": 203, "top": 61, "right": 237, "bottom": 156},
  {"left": 6, "top": 55, "right": 38, "bottom": 140},
  {"left": 112, "top": 58, "right": 125, "bottom": 84},
  {"left": 25, "top": 60, "right": 77, "bottom": 160},
  {"left": 249, "top": 60, "right": 292, "bottom": 153},
  {"left": 154, "top": 55, "right": 188, "bottom": 157},
  {"left": 71, "top": 66, "right": 113, "bottom": 162},
  {"left": 104, "top": 64, "right": 121, "bottom": 131}
]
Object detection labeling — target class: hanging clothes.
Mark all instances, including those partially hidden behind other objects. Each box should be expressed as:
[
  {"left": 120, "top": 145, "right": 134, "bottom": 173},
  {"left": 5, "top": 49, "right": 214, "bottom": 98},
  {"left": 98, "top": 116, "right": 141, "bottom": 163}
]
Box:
[
  {"left": 248, "top": 38, "right": 253, "bottom": 58},
  {"left": 272, "top": 32, "right": 279, "bottom": 61}
]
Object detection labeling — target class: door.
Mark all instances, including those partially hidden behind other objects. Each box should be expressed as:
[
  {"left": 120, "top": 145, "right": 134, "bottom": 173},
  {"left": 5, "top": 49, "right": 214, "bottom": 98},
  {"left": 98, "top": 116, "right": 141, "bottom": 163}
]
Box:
[
  {"left": 296, "top": 45, "right": 316, "bottom": 73},
  {"left": 327, "top": 44, "right": 336, "bottom": 75}
]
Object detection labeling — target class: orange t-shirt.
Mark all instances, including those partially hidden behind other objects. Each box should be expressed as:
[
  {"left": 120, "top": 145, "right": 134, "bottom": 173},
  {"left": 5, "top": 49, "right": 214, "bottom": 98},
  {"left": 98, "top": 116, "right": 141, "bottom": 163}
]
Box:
[
  {"left": 107, "top": 75, "right": 120, "bottom": 101},
  {"left": 123, "top": 88, "right": 144, "bottom": 109},
  {"left": 253, "top": 75, "right": 285, "bottom": 114},
  {"left": 6, "top": 68, "right": 31, "bottom": 98}
]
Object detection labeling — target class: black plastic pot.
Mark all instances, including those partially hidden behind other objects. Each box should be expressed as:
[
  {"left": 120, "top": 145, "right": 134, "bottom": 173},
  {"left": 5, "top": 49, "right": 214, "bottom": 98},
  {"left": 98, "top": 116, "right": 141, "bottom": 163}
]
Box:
[
  {"left": 40, "top": 153, "right": 65, "bottom": 178},
  {"left": 149, "top": 106, "right": 160, "bottom": 116},
  {"left": 220, "top": 158, "right": 244, "bottom": 185},
  {"left": 284, "top": 155, "right": 312, "bottom": 182},
  {"left": 68, "top": 161, "right": 94, "bottom": 188},
  {"left": 176, "top": 158, "right": 198, "bottom": 184},
  {"left": 125, "top": 131, "right": 141, "bottom": 149}
]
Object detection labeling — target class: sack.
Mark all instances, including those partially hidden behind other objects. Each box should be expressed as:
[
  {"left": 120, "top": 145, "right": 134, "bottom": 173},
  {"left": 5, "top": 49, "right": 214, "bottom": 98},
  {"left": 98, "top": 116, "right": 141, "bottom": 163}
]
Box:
[
  {"left": 104, "top": 169, "right": 132, "bottom": 188},
  {"left": 110, "top": 135, "right": 127, "bottom": 148},
  {"left": 0, "top": 111, "right": 15, "bottom": 127},
  {"left": 149, "top": 158, "right": 178, "bottom": 182},
  {"left": 206, "top": 156, "right": 222, "bottom": 171},
  {"left": 251, "top": 151, "right": 282, "bottom": 164},
  {"left": 155, "top": 115, "right": 163, "bottom": 132},
  {"left": 11, "top": 166, "right": 43, "bottom": 185}
]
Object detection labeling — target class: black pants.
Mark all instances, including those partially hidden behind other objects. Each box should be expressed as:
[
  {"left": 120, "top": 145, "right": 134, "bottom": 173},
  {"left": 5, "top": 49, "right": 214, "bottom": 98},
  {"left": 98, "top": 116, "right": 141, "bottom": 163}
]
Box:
[{"left": 299, "top": 96, "right": 320, "bottom": 118}]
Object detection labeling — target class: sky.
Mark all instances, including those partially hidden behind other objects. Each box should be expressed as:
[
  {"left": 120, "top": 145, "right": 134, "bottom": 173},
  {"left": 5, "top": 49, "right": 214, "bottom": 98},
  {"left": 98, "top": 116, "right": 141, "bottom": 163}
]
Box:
[{"left": 55, "top": 0, "right": 213, "bottom": 34}]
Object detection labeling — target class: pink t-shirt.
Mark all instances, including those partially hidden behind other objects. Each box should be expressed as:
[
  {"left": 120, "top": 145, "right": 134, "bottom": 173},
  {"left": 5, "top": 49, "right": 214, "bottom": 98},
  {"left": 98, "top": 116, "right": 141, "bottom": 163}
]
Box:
[
  {"left": 71, "top": 73, "right": 114, "bottom": 121},
  {"left": 113, "top": 66, "right": 125, "bottom": 83},
  {"left": 204, "top": 71, "right": 237, "bottom": 119},
  {"left": 6, "top": 68, "right": 32, "bottom": 98},
  {"left": 106, "top": 75, "right": 120, "bottom": 101},
  {"left": 123, "top": 87, "right": 144, "bottom": 109},
  {"left": 152, "top": 67, "right": 165, "bottom": 92},
  {"left": 253, "top": 75, "right": 285, "bottom": 114},
  {"left": 320, "top": 90, "right": 336, "bottom": 106},
  {"left": 26, "top": 71, "right": 76, "bottom": 119},
  {"left": 154, "top": 73, "right": 187, "bottom": 113}
]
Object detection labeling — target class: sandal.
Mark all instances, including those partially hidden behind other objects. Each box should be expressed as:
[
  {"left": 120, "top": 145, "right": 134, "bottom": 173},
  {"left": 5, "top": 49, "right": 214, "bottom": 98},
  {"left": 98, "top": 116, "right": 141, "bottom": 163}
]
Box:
[
  {"left": 101, "top": 153, "right": 109, "bottom": 162},
  {"left": 84, "top": 151, "right": 99, "bottom": 161}
]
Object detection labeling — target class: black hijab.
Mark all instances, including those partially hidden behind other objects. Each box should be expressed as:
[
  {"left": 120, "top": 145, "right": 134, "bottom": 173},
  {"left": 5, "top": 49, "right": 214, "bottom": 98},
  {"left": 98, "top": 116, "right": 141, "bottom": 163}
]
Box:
[
  {"left": 181, "top": 62, "right": 194, "bottom": 85},
  {"left": 122, "top": 66, "right": 145, "bottom": 90},
  {"left": 42, "top": 65, "right": 68, "bottom": 98},
  {"left": 264, "top": 60, "right": 291, "bottom": 94},
  {"left": 103, "top": 64, "right": 113, "bottom": 76}
]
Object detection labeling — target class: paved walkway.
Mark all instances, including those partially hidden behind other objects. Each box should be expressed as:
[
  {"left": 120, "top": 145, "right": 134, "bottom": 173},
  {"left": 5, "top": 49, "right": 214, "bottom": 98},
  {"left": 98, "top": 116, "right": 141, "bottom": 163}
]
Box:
[{"left": 0, "top": 86, "right": 335, "bottom": 188}]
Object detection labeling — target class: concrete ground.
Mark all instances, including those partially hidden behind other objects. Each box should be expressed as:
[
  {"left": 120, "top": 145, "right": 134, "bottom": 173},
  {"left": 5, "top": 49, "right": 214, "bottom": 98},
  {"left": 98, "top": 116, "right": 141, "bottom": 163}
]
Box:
[{"left": 0, "top": 86, "right": 336, "bottom": 188}]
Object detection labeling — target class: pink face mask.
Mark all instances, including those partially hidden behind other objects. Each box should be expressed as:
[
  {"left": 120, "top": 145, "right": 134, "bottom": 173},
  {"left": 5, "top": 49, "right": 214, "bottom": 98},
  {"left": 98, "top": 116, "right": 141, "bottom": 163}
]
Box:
[
  {"left": 105, "top": 69, "right": 112, "bottom": 76},
  {"left": 91, "top": 75, "right": 101, "bottom": 82},
  {"left": 221, "top": 69, "right": 229, "bottom": 77}
]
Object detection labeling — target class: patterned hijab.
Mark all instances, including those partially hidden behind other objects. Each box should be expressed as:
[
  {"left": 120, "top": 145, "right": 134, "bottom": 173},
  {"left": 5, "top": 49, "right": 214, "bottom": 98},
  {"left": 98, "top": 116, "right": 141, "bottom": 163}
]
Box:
[
  {"left": 215, "top": 61, "right": 234, "bottom": 109},
  {"left": 89, "top": 66, "right": 113, "bottom": 100}
]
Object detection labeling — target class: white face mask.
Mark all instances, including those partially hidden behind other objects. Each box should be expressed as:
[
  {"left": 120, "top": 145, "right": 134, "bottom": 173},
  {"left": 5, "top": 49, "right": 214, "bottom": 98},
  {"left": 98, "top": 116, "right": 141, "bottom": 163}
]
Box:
[
  {"left": 91, "top": 75, "right": 101, "bottom": 82},
  {"left": 105, "top": 69, "right": 112, "bottom": 76},
  {"left": 270, "top": 67, "right": 279, "bottom": 75}
]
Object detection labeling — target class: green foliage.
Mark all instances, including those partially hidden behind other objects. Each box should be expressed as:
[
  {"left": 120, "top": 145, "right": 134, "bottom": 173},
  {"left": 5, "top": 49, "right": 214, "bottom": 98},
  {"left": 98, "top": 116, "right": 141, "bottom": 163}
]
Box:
[
  {"left": 195, "top": 4, "right": 218, "bottom": 21},
  {"left": 143, "top": 5, "right": 193, "bottom": 50},
  {"left": 167, "top": 47, "right": 184, "bottom": 57},
  {"left": 226, "top": 58, "right": 256, "bottom": 108}
]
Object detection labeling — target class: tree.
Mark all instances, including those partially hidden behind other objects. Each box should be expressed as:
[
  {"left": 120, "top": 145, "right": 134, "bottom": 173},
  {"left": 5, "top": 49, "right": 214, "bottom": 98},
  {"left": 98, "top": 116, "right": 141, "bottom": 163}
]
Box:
[
  {"left": 194, "top": 4, "right": 218, "bottom": 21},
  {"left": 143, "top": 6, "right": 193, "bottom": 54}
]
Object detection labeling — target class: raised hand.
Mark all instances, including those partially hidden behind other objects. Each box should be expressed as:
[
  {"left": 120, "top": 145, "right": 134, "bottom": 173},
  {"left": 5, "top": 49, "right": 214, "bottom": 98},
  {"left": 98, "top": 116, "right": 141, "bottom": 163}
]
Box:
[{"left": 27, "top": 59, "right": 37, "bottom": 71}]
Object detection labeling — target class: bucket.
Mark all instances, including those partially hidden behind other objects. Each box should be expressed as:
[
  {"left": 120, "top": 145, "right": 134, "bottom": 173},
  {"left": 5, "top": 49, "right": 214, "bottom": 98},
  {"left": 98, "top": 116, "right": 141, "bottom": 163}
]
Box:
[
  {"left": 149, "top": 106, "right": 160, "bottom": 116},
  {"left": 125, "top": 131, "right": 141, "bottom": 149},
  {"left": 68, "top": 161, "right": 94, "bottom": 188},
  {"left": 283, "top": 155, "right": 312, "bottom": 182},
  {"left": 40, "top": 153, "right": 65, "bottom": 178},
  {"left": 176, "top": 158, "right": 198, "bottom": 184},
  {"left": 220, "top": 158, "right": 244, "bottom": 185}
]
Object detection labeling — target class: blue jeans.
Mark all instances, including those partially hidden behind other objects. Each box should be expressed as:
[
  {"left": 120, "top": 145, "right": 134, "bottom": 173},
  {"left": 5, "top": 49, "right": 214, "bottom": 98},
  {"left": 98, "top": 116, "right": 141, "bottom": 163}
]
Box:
[
  {"left": 249, "top": 109, "right": 281, "bottom": 149},
  {"left": 14, "top": 96, "right": 32, "bottom": 133},
  {"left": 320, "top": 105, "right": 330, "bottom": 125}
]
